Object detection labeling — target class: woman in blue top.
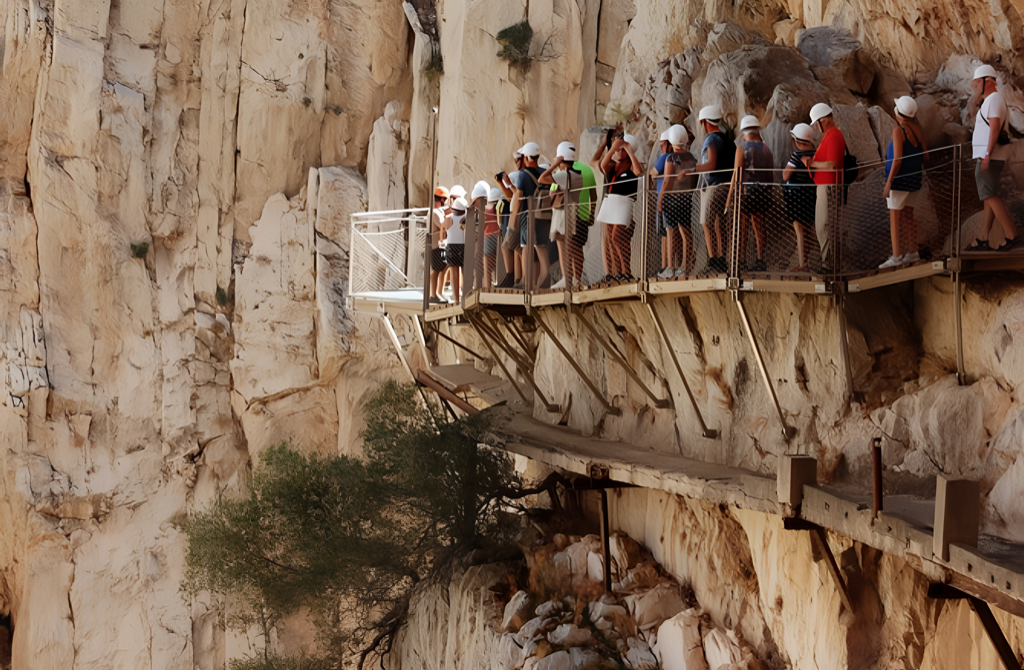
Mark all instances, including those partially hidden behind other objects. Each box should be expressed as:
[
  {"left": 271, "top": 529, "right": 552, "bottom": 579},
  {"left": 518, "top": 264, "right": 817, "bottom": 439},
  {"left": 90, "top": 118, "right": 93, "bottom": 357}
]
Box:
[
  {"left": 727, "top": 116, "right": 775, "bottom": 272},
  {"left": 880, "top": 96, "right": 928, "bottom": 269}
]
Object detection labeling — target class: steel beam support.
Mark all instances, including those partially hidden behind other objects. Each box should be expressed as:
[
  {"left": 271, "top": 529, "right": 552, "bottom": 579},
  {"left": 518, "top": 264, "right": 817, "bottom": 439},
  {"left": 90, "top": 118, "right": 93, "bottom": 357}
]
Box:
[
  {"left": 465, "top": 312, "right": 560, "bottom": 413},
  {"left": 531, "top": 310, "right": 622, "bottom": 417},
  {"left": 571, "top": 305, "right": 670, "bottom": 408},
  {"left": 928, "top": 584, "right": 1023, "bottom": 670},
  {"left": 475, "top": 314, "right": 535, "bottom": 372},
  {"left": 496, "top": 314, "right": 536, "bottom": 362},
  {"left": 645, "top": 300, "right": 719, "bottom": 439},
  {"left": 415, "top": 370, "right": 480, "bottom": 415},
  {"left": 734, "top": 292, "right": 797, "bottom": 440},
  {"left": 809, "top": 527, "right": 854, "bottom": 614},
  {"left": 428, "top": 323, "right": 484, "bottom": 361},
  {"left": 382, "top": 314, "right": 437, "bottom": 423}
]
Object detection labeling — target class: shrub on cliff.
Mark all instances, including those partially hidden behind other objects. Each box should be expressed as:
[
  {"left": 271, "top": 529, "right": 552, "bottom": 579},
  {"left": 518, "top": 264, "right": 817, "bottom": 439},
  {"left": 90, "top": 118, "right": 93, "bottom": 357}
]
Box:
[{"left": 184, "top": 381, "right": 558, "bottom": 669}]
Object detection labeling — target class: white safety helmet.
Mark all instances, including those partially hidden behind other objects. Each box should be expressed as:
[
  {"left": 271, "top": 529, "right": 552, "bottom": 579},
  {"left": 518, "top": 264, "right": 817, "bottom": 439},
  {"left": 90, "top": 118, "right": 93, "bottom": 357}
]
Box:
[
  {"left": 450, "top": 185, "right": 467, "bottom": 199},
  {"left": 471, "top": 180, "right": 490, "bottom": 201},
  {"left": 556, "top": 141, "right": 578, "bottom": 161},
  {"left": 790, "top": 123, "right": 814, "bottom": 142},
  {"left": 487, "top": 187, "right": 502, "bottom": 202},
  {"left": 974, "top": 64, "right": 998, "bottom": 80},
  {"left": 894, "top": 96, "right": 918, "bottom": 119},
  {"left": 739, "top": 115, "right": 761, "bottom": 132},
  {"left": 698, "top": 105, "right": 723, "bottom": 123},
  {"left": 517, "top": 141, "right": 541, "bottom": 158},
  {"left": 659, "top": 129, "right": 671, "bottom": 142},
  {"left": 620, "top": 133, "right": 639, "bottom": 153},
  {"left": 809, "top": 102, "right": 833, "bottom": 126},
  {"left": 451, "top": 197, "right": 468, "bottom": 212},
  {"left": 667, "top": 124, "right": 688, "bottom": 147}
]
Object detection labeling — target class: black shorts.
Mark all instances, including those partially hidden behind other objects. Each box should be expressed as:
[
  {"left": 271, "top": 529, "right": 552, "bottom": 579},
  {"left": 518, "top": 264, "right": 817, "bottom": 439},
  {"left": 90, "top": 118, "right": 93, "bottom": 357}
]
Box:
[
  {"left": 430, "top": 248, "right": 446, "bottom": 272},
  {"left": 446, "top": 244, "right": 464, "bottom": 267},
  {"left": 741, "top": 183, "right": 770, "bottom": 215},
  {"left": 484, "top": 234, "right": 498, "bottom": 256},
  {"left": 662, "top": 194, "right": 692, "bottom": 230},
  {"left": 571, "top": 223, "right": 589, "bottom": 247},
  {"left": 521, "top": 216, "right": 552, "bottom": 247}
]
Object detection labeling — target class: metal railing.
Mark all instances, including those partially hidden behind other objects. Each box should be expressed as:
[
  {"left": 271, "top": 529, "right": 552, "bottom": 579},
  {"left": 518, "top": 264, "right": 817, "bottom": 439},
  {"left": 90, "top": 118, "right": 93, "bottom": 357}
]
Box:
[
  {"left": 409, "top": 142, "right": 1013, "bottom": 311},
  {"left": 348, "top": 208, "right": 429, "bottom": 298}
]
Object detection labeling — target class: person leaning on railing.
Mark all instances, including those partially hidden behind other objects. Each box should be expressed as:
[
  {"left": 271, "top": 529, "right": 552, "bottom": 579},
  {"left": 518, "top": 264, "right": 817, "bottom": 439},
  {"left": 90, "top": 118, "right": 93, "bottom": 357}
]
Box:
[
  {"left": 807, "top": 102, "right": 846, "bottom": 265},
  {"left": 428, "top": 186, "right": 451, "bottom": 305},
  {"left": 656, "top": 124, "right": 697, "bottom": 279},
  {"left": 727, "top": 115, "right": 775, "bottom": 273},
  {"left": 495, "top": 167, "right": 516, "bottom": 288},
  {"left": 784, "top": 123, "right": 818, "bottom": 272},
  {"left": 880, "top": 96, "right": 929, "bottom": 269},
  {"left": 966, "top": 64, "right": 1020, "bottom": 252}
]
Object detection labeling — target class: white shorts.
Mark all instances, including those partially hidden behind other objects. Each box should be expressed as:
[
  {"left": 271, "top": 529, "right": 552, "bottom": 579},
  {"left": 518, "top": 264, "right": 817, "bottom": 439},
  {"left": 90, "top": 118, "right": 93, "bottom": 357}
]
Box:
[
  {"left": 886, "top": 190, "right": 917, "bottom": 211},
  {"left": 596, "top": 194, "right": 634, "bottom": 226}
]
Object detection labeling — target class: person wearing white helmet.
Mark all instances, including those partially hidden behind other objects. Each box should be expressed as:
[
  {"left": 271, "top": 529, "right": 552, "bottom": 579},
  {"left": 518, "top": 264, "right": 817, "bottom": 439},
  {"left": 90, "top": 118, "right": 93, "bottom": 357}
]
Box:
[
  {"left": 483, "top": 187, "right": 503, "bottom": 286},
  {"left": 680, "top": 104, "right": 736, "bottom": 275},
  {"left": 450, "top": 185, "right": 467, "bottom": 200},
  {"left": 808, "top": 102, "right": 846, "bottom": 262},
  {"left": 443, "top": 197, "right": 469, "bottom": 304},
  {"left": 966, "top": 63, "right": 1019, "bottom": 252},
  {"left": 596, "top": 131, "right": 645, "bottom": 282},
  {"left": 879, "top": 96, "right": 930, "bottom": 269},
  {"left": 783, "top": 124, "right": 818, "bottom": 272},
  {"left": 656, "top": 124, "right": 698, "bottom": 279},
  {"left": 508, "top": 141, "right": 550, "bottom": 290},
  {"left": 539, "top": 141, "right": 598, "bottom": 289},
  {"left": 649, "top": 129, "right": 674, "bottom": 274},
  {"left": 727, "top": 115, "right": 775, "bottom": 273}
]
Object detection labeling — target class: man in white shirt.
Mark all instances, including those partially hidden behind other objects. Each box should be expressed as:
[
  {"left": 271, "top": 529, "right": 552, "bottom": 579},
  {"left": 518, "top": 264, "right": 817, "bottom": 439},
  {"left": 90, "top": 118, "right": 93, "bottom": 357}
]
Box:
[{"left": 967, "top": 64, "right": 1018, "bottom": 251}]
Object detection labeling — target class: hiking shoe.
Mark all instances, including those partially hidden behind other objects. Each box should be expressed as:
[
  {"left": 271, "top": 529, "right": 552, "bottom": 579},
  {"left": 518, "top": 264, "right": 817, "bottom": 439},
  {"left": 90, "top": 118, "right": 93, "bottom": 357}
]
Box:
[
  {"left": 512, "top": 281, "right": 524, "bottom": 290},
  {"left": 996, "top": 236, "right": 1024, "bottom": 252},
  {"left": 965, "top": 239, "right": 991, "bottom": 252},
  {"left": 879, "top": 255, "right": 903, "bottom": 269},
  {"left": 902, "top": 251, "right": 920, "bottom": 264},
  {"left": 657, "top": 268, "right": 674, "bottom": 279},
  {"left": 429, "top": 295, "right": 444, "bottom": 304},
  {"left": 551, "top": 277, "right": 567, "bottom": 289},
  {"left": 674, "top": 268, "right": 687, "bottom": 277}
]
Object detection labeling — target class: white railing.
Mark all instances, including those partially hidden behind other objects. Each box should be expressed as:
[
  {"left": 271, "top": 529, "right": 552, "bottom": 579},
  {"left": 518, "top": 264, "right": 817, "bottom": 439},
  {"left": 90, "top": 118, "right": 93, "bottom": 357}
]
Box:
[{"left": 349, "top": 208, "right": 429, "bottom": 299}]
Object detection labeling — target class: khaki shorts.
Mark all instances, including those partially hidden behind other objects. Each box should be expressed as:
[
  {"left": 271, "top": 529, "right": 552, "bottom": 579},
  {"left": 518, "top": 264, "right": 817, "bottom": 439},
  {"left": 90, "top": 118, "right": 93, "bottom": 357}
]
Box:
[{"left": 815, "top": 184, "right": 835, "bottom": 260}]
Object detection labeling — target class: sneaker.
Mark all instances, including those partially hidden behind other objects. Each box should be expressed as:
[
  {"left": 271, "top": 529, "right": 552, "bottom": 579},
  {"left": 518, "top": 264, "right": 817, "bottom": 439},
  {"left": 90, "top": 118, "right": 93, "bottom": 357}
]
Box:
[
  {"left": 512, "top": 281, "right": 524, "bottom": 291},
  {"left": 902, "top": 251, "right": 920, "bottom": 264},
  {"left": 551, "top": 277, "right": 567, "bottom": 289},
  {"left": 674, "top": 268, "right": 687, "bottom": 277},
  {"left": 657, "top": 268, "right": 674, "bottom": 279},
  {"left": 879, "top": 255, "right": 903, "bottom": 269},
  {"left": 429, "top": 295, "right": 443, "bottom": 305},
  {"left": 496, "top": 275, "right": 515, "bottom": 289}
]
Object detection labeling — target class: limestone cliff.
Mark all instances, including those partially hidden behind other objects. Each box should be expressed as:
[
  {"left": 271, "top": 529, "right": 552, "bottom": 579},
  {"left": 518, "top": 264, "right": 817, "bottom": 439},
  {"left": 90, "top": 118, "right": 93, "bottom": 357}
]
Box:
[{"left": 1, "top": 0, "right": 1024, "bottom": 668}]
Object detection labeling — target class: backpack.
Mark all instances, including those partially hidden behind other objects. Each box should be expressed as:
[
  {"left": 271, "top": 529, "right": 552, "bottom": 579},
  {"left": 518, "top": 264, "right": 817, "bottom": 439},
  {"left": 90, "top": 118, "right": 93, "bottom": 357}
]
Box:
[
  {"left": 712, "top": 131, "right": 736, "bottom": 171},
  {"left": 842, "top": 146, "right": 859, "bottom": 203}
]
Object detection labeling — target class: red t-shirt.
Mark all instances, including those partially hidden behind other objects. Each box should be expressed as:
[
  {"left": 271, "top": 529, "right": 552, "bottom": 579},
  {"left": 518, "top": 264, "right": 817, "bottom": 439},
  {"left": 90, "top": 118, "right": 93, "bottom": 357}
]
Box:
[
  {"left": 812, "top": 127, "right": 846, "bottom": 186},
  {"left": 484, "top": 207, "right": 499, "bottom": 236}
]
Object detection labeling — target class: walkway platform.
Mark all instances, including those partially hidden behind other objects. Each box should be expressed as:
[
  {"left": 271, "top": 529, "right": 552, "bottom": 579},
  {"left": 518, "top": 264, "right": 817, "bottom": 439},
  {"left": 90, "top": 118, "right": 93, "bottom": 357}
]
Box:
[{"left": 492, "top": 409, "right": 1024, "bottom": 618}]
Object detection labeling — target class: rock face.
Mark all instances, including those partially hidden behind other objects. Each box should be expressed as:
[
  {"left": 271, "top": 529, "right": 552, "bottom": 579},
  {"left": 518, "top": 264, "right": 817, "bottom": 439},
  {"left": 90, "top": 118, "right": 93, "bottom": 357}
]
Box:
[{"left": 3, "top": 0, "right": 1024, "bottom": 666}]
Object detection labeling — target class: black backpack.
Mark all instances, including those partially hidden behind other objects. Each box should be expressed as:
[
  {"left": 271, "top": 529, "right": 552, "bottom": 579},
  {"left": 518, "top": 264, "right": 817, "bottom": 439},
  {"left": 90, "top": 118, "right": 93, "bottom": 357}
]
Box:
[
  {"left": 713, "top": 131, "right": 737, "bottom": 171},
  {"left": 842, "top": 146, "right": 859, "bottom": 203}
]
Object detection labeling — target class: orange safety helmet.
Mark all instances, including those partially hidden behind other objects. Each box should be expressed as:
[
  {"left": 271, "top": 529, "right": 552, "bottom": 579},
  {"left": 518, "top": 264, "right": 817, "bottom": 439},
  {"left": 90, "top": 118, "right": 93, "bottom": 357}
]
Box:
[{"left": 434, "top": 186, "right": 450, "bottom": 200}]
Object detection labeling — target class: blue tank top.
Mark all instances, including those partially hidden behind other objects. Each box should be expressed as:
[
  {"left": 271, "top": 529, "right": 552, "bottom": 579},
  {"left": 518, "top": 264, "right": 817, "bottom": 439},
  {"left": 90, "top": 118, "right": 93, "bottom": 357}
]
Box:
[{"left": 885, "top": 125, "right": 924, "bottom": 192}]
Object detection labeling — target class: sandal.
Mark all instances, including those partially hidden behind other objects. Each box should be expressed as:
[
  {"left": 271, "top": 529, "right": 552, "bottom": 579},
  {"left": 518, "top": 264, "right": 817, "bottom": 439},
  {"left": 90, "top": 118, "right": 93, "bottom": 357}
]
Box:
[
  {"left": 995, "top": 236, "right": 1024, "bottom": 252},
  {"left": 965, "top": 239, "right": 991, "bottom": 252}
]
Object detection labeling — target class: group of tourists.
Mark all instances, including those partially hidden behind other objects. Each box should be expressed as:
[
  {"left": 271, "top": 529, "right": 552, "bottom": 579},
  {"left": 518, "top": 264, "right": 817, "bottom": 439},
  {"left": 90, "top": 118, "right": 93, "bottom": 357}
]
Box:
[{"left": 426, "top": 63, "right": 1015, "bottom": 304}]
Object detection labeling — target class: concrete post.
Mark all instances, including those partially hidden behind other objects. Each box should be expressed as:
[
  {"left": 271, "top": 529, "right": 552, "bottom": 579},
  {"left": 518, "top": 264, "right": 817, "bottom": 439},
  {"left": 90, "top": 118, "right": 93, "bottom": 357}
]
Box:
[
  {"left": 934, "top": 475, "right": 980, "bottom": 562},
  {"left": 777, "top": 455, "right": 817, "bottom": 508}
]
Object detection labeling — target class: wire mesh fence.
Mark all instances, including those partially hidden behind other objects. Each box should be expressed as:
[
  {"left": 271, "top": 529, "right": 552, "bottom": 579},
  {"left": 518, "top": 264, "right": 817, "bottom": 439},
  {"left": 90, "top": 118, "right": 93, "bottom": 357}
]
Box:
[
  {"left": 406, "top": 142, "right": 1019, "bottom": 312},
  {"left": 349, "top": 209, "right": 428, "bottom": 297}
]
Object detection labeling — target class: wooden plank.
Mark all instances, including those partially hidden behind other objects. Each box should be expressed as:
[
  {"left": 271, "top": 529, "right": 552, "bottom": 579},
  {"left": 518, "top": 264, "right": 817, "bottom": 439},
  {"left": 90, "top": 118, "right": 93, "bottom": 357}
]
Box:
[
  {"left": 478, "top": 291, "right": 526, "bottom": 306},
  {"left": 647, "top": 277, "right": 727, "bottom": 295},
  {"left": 947, "top": 572, "right": 1024, "bottom": 620},
  {"left": 425, "top": 364, "right": 503, "bottom": 393},
  {"left": 848, "top": 260, "right": 946, "bottom": 292},
  {"left": 530, "top": 290, "right": 570, "bottom": 307},
  {"left": 415, "top": 370, "right": 479, "bottom": 415},
  {"left": 571, "top": 283, "right": 640, "bottom": 304},
  {"left": 424, "top": 304, "right": 464, "bottom": 323},
  {"left": 743, "top": 278, "right": 826, "bottom": 294}
]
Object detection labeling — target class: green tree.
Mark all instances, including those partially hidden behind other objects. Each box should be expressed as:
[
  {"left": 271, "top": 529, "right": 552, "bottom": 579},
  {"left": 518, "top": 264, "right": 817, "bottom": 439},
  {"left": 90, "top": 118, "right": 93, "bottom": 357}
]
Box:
[{"left": 184, "top": 381, "right": 559, "bottom": 669}]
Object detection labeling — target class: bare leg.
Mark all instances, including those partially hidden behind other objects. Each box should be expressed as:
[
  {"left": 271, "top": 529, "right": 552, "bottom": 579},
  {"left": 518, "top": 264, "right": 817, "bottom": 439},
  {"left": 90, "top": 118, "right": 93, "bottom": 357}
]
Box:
[
  {"left": 514, "top": 248, "right": 523, "bottom": 283},
  {"left": 988, "top": 197, "right": 1018, "bottom": 240},
  {"left": 500, "top": 245, "right": 514, "bottom": 285},
  {"left": 981, "top": 200, "right": 995, "bottom": 241},
  {"left": 555, "top": 235, "right": 567, "bottom": 285},
  {"left": 484, "top": 253, "right": 495, "bottom": 287},
  {"left": 535, "top": 245, "right": 551, "bottom": 288},
  {"left": 752, "top": 213, "right": 765, "bottom": 260},
  {"left": 602, "top": 222, "right": 613, "bottom": 277},
  {"left": 888, "top": 209, "right": 901, "bottom": 258}
]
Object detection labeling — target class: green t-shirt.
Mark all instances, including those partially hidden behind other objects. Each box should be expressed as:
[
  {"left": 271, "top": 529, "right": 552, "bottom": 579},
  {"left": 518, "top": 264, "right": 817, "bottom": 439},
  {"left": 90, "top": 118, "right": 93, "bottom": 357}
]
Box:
[{"left": 552, "top": 162, "right": 597, "bottom": 222}]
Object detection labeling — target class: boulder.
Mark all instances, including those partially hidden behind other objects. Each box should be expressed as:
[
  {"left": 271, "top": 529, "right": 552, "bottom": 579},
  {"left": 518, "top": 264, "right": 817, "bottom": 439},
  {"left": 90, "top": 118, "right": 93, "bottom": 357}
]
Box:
[
  {"left": 653, "top": 609, "right": 708, "bottom": 670},
  {"left": 626, "top": 583, "right": 687, "bottom": 632},
  {"left": 797, "top": 27, "right": 875, "bottom": 96},
  {"left": 702, "top": 628, "right": 743, "bottom": 669},
  {"left": 503, "top": 590, "right": 532, "bottom": 632},
  {"left": 548, "top": 623, "right": 594, "bottom": 647},
  {"left": 833, "top": 102, "right": 883, "bottom": 164},
  {"left": 624, "top": 636, "right": 659, "bottom": 669}
]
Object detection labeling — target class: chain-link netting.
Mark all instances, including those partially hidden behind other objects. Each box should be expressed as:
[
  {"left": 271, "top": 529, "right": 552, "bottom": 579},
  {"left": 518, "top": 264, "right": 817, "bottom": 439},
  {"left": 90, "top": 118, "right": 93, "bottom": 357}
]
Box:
[{"left": 349, "top": 210, "right": 427, "bottom": 295}]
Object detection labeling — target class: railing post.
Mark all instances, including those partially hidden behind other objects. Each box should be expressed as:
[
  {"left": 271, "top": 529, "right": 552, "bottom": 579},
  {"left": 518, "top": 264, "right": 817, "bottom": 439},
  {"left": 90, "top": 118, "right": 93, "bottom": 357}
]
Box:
[
  {"left": 526, "top": 193, "right": 536, "bottom": 306},
  {"left": 639, "top": 174, "right": 648, "bottom": 287}
]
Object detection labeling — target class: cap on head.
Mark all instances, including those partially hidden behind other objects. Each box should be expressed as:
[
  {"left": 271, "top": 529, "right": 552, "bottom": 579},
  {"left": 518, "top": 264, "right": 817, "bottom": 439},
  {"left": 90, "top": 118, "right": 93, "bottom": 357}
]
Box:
[
  {"left": 974, "top": 64, "right": 998, "bottom": 80},
  {"left": 894, "top": 96, "right": 918, "bottom": 119},
  {"left": 471, "top": 181, "right": 490, "bottom": 201},
  {"left": 739, "top": 115, "right": 761, "bottom": 132},
  {"left": 809, "top": 102, "right": 833, "bottom": 125},
  {"left": 487, "top": 187, "right": 502, "bottom": 202},
  {"left": 450, "top": 185, "right": 467, "bottom": 199},
  {"left": 790, "top": 123, "right": 814, "bottom": 142},
  {"left": 668, "top": 124, "right": 688, "bottom": 147},
  {"left": 556, "top": 141, "right": 578, "bottom": 161},
  {"left": 698, "top": 105, "right": 723, "bottom": 123},
  {"left": 517, "top": 142, "right": 541, "bottom": 158},
  {"left": 434, "top": 186, "right": 450, "bottom": 199},
  {"left": 451, "top": 197, "right": 468, "bottom": 212}
]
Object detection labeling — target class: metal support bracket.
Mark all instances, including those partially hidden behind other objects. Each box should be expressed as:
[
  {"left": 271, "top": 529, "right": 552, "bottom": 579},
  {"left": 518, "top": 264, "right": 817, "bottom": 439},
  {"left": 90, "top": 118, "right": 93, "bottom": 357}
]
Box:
[
  {"left": 475, "top": 313, "right": 535, "bottom": 373},
  {"left": 808, "top": 526, "right": 854, "bottom": 614},
  {"left": 531, "top": 310, "right": 622, "bottom": 416},
  {"left": 734, "top": 292, "right": 797, "bottom": 440},
  {"left": 465, "top": 312, "right": 560, "bottom": 413},
  {"left": 645, "top": 300, "right": 719, "bottom": 439},
  {"left": 381, "top": 314, "right": 436, "bottom": 422},
  {"left": 928, "top": 584, "right": 1023, "bottom": 670},
  {"left": 571, "top": 305, "right": 671, "bottom": 409}
]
